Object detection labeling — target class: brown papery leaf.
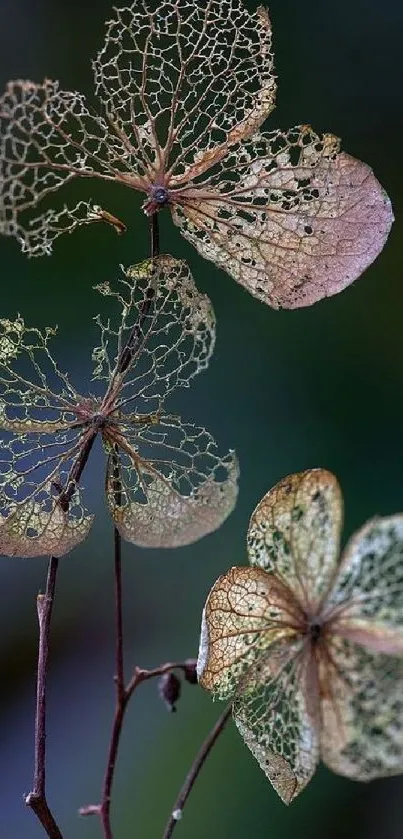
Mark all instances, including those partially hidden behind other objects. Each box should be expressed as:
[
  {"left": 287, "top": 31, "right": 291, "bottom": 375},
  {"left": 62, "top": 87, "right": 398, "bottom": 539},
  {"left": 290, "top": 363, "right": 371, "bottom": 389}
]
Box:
[
  {"left": 197, "top": 470, "right": 403, "bottom": 802},
  {"left": 172, "top": 128, "right": 393, "bottom": 308},
  {"left": 106, "top": 418, "right": 239, "bottom": 548},
  {"left": 0, "top": 2, "right": 391, "bottom": 306},
  {"left": 247, "top": 467, "right": 343, "bottom": 612},
  {"left": 0, "top": 497, "right": 93, "bottom": 558}
]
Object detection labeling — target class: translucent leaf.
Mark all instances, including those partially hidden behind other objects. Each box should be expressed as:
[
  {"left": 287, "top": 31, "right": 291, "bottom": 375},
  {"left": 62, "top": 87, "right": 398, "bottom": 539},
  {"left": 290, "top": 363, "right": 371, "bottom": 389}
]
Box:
[
  {"left": 93, "top": 1, "right": 275, "bottom": 180},
  {"left": 1, "top": 1, "right": 274, "bottom": 255},
  {"left": 327, "top": 515, "right": 403, "bottom": 654},
  {"left": 0, "top": 315, "right": 80, "bottom": 430},
  {"left": 0, "top": 488, "right": 93, "bottom": 558},
  {"left": 105, "top": 416, "right": 238, "bottom": 547},
  {"left": 93, "top": 255, "right": 215, "bottom": 412},
  {"left": 320, "top": 636, "right": 403, "bottom": 781},
  {"left": 0, "top": 79, "right": 139, "bottom": 255},
  {"left": 197, "top": 563, "right": 319, "bottom": 802},
  {"left": 247, "top": 468, "right": 343, "bottom": 613},
  {"left": 16, "top": 200, "right": 124, "bottom": 259},
  {"left": 0, "top": 261, "right": 233, "bottom": 553},
  {"left": 199, "top": 470, "right": 403, "bottom": 799},
  {"left": 1, "top": 4, "right": 392, "bottom": 311},
  {"left": 233, "top": 641, "right": 320, "bottom": 804},
  {"left": 197, "top": 565, "right": 303, "bottom": 699},
  {"left": 0, "top": 423, "right": 94, "bottom": 558},
  {"left": 0, "top": 317, "right": 93, "bottom": 557},
  {"left": 172, "top": 127, "right": 393, "bottom": 308},
  {"left": 0, "top": 262, "right": 231, "bottom": 554}
]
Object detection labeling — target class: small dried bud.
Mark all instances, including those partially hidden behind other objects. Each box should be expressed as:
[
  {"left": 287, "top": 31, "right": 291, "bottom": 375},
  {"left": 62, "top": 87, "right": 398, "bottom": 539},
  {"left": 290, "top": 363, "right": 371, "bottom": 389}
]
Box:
[
  {"left": 158, "top": 672, "right": 181, "bottom": 712},
  {"left": 183, "top": 658, "right": 198, "bottom": 685}
]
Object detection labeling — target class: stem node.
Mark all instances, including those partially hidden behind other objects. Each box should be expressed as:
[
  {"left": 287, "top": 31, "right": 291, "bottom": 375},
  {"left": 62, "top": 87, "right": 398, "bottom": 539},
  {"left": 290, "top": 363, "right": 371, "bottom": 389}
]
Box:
[{"left": 26, "top": 557, "right": 64, "bottom": 839}]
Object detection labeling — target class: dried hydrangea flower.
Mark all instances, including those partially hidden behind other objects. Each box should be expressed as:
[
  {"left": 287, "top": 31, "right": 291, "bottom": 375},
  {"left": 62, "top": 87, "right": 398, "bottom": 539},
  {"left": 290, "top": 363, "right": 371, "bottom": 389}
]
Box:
[
  {"left": 0, "top": 256, "right": 238, "bottom": 557},
  {"left": 0, "top": 2, "right": 393, "bottom": 308},
  {"left": 197, "top": 469, "right": 403, "bottom": 803}
]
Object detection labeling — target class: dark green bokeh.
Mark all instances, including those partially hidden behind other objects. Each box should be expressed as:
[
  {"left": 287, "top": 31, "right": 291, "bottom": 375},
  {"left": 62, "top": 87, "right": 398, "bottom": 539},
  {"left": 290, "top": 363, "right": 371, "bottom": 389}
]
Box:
[{"left": 0, "top": 1, "right": 402, "bottom": 837}]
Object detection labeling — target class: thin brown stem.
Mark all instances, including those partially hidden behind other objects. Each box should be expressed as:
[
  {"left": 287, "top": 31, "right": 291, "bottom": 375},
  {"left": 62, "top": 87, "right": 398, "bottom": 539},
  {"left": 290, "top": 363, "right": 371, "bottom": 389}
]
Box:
[
  {"left": 162, "top": 706, "right": 232, "bottom": 839},
  {"left": 80, "top": 213, "right": 164, "bottom": 836},
  {"left": 25, "top": 419, "right": 99, "bottom": 837},
  {"left": 113, "top": 524, "right": 125, "bottom": 702},
  {"left": 115, "top": 212, "right": 160, "bottom": 377},
  {"left": 98, "top": 527, "right": 124, "bottom": 839},
  {"left": 79, "top": 660, "right": 198, "bottom": 822},
  {"left": 99, "top": 687, "right": 126, "bottom": 839},
  {"left": 125, "top": 660, "right": 196, "bottom": 697},
  {"left": 25, "top": 557, "right": 64, "bottom": 839},
  {"left": 58, "top": 428, "right": 97, "bottom": 510},
  {"left": 97, "top": 451, "right": 124, "bottom": 839},
  {"left": 150, "top": 211, "right": 160, "bottom": 257}
]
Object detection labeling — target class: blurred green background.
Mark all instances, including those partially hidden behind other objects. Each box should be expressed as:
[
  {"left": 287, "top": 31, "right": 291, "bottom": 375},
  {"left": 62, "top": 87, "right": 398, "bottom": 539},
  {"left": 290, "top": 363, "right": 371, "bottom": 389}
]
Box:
[{"left": 0, "top": 0, "right": 402, "bottom": 837}]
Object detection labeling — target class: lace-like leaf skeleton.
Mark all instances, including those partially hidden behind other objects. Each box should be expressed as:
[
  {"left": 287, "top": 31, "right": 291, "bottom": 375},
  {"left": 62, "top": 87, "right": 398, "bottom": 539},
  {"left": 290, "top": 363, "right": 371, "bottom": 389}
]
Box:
[
  {"left": 0, "top": 256, "right": 238, "bottom": 557},
  {"left": 197, "top": 469, "right": 403, "bottom": 802},
  {"left": 0, "top": 1, "right": 393, "bottom": 308}
]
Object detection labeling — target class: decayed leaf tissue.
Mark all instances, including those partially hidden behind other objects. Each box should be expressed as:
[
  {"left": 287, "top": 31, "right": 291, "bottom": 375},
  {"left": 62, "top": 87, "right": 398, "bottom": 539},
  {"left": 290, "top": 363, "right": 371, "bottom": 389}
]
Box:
[
  {"left": 198, "top": 469, "right": 403, "bottom": 802},
  {"left": 0, "top": 1, "right": 393, "bottom": 307},
  {"left": 0, "top": 256, "right": 238, "bottom": 557}
]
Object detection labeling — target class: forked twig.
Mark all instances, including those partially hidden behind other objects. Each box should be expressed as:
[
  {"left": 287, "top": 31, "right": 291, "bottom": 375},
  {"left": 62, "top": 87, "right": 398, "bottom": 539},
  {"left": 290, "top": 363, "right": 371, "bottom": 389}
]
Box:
[
  {"left": 25, "top": 432, "right": 99, "bottom": 838},
  {"left": 25, "top": 557, "right": 64, "bottom": 839},
  {"left": 79, "top": 659, "right": 200, "bottom": 826}
]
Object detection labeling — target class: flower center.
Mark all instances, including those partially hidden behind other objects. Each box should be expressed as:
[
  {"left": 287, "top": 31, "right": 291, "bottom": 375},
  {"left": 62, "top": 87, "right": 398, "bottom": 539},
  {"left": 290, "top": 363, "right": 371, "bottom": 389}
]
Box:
[
  {"left": 91, "top": 411, "right": 107, "bottom": 431},
  {"left": 151, "top": 184, "right": 169, "bottom": 205},
  {"left": 309, "top": 621, "right": 322, "bottom": 643}
]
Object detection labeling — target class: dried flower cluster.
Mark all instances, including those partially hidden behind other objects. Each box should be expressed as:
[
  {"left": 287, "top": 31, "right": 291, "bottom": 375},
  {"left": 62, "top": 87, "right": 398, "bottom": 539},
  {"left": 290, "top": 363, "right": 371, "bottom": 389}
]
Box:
[
  {"left": 0, "top": 0, "right": 393, "bottom": 307},
  {"left": 198, "top": 469, "right": 403, "bottom": 802},
  {"left": 0, "top": 0, "right": 398, "bottom": 831},
  {"left": 0, "top": 256, "right": 238, "bottom": 556}
]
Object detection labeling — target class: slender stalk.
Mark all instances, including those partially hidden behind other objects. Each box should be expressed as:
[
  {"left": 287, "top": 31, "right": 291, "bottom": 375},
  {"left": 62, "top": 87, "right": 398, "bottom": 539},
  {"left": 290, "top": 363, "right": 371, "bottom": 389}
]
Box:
[
  {"left": 25, "top": 213, "right": 163, "bottom": 839},
  {"left": 150, "top": 211, "right": 160, "bottom": 257},
  {"left": 162, "top": 706, "right": 232, "bottom": 839},
  {"left": 87, "top": 213, "right": 163, "bottom": 839},
  {"left": 79, "top": 660, "right": 198, "bottom": 820},
  {"left": 113, "top": 523, "right": 125, "bottom": 702},
  {"left": 58, "top": 429, "right": 98, "bottom": 511},
  {"left": 116, "top": 212, "right": 160, "bottom": 376},
  {"left": 125, "top": 660, "right": 196, "bottom": 696},
  {"left": 26, "top": 428, "right": 98, "bottom": 838},
  {"left": 25, "top": 557, "right": 64, "bottom": 839},
  {"left": 99, "top": 450, "right": 124, "bottom": 839},
  {"left": 98, "top": 525, "right": 124, "bottom": 839}
]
